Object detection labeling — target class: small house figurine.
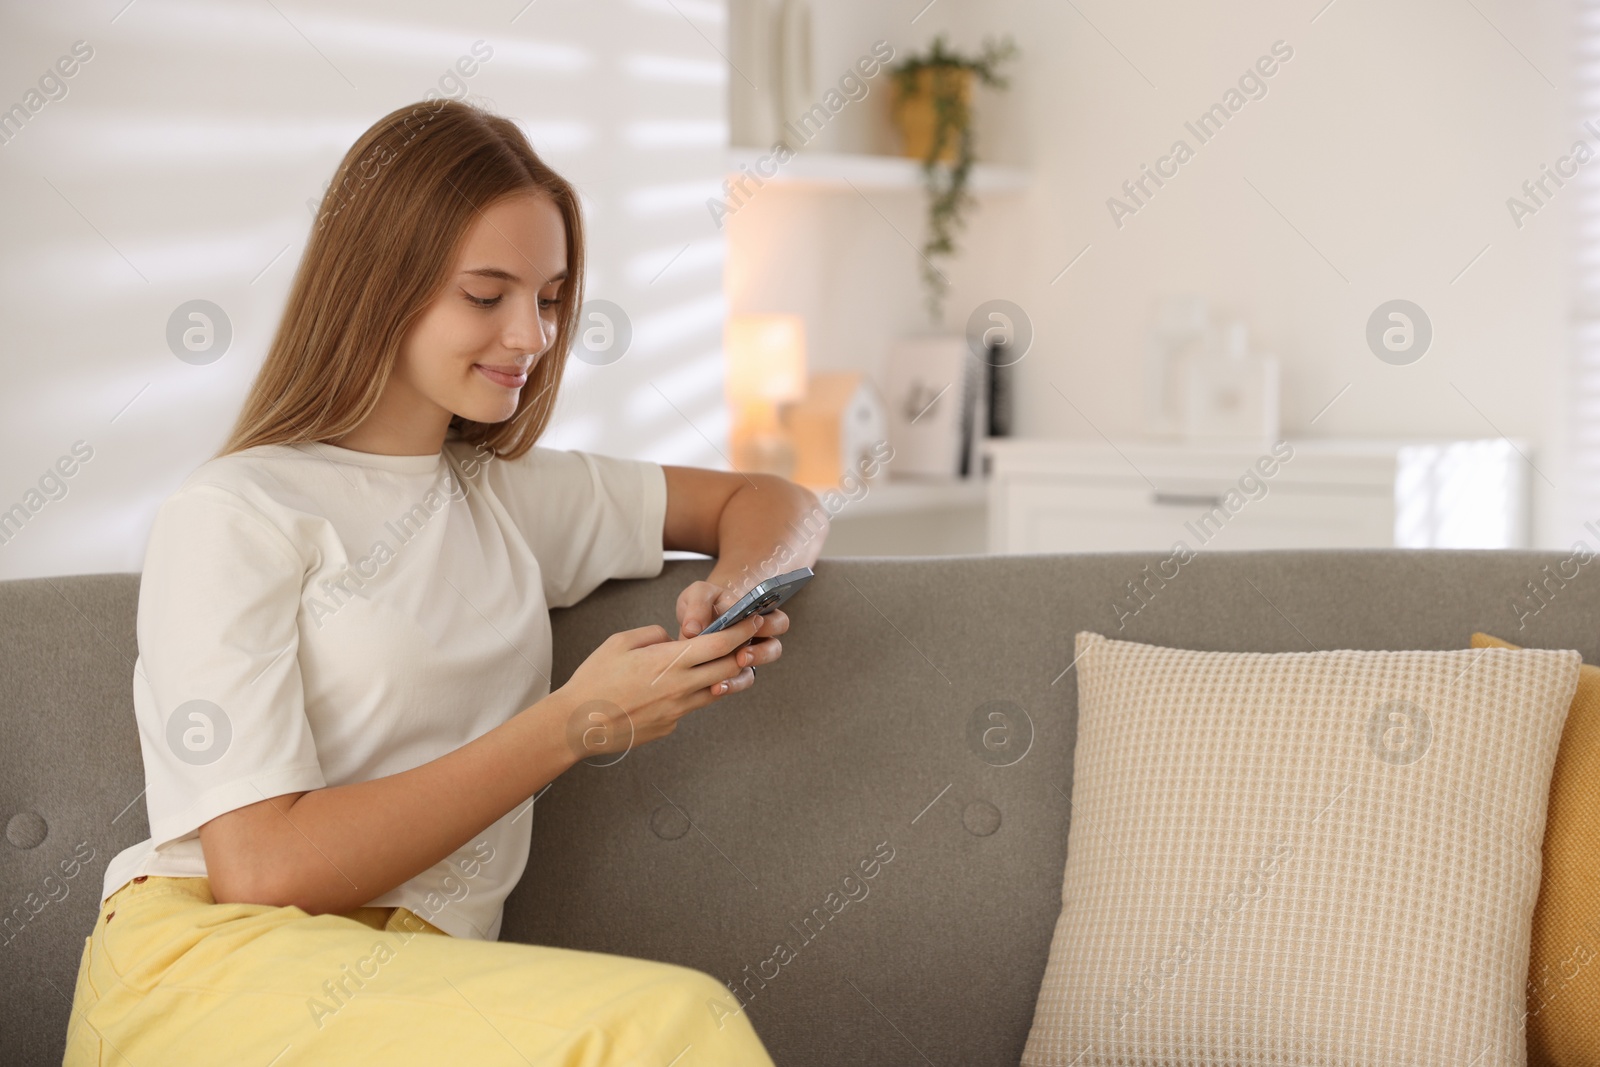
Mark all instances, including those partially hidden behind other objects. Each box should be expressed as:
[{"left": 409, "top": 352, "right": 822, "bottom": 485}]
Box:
[{"left": 784, "top": 372, "right": 889, "bottom": 490}]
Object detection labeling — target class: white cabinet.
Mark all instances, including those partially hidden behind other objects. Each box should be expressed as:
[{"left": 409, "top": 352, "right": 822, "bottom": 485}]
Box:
[{"left": 985, "top": 439, "right": 1529, "bottom": 554}]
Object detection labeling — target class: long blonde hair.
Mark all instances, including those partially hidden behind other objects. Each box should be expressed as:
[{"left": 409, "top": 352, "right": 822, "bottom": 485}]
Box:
[{"left": 217, "top": 99, "right": 584, "bottom": 461}]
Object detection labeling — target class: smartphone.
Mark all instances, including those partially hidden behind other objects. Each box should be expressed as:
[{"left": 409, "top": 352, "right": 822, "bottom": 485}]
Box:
[{"left": 700, "top": 567, "right": 814, "bottom": 635}]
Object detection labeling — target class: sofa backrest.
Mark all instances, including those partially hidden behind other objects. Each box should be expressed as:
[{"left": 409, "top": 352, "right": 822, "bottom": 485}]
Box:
[{"left": 3, "top": 552, "right": 1594, "bottom": 1065}]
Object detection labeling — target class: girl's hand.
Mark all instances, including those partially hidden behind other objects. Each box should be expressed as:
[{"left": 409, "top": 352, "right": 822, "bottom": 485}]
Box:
[
  {"left": 675, "top": 578, "right": 788, "bottom": 670},
  {"left": 675, "top": 578, "right": 738, "bottom": 638},
  {"left": 553, "top": 614, "right": 772, "bottom": 759}
]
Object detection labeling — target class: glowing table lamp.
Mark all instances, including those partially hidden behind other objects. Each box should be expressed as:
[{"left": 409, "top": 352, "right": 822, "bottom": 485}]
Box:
[{"left": 725, "top": 314, "right": 807, "bottom": 477}]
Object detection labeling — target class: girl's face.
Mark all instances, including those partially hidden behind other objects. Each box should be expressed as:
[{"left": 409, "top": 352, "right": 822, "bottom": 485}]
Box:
[{"left": 393, "top": 190, "right": 569, "bottom": 437}]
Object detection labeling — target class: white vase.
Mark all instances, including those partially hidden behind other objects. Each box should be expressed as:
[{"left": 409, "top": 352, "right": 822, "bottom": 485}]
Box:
[
  {"left": 728, "top": 0, "right": 778, "bottom": 148},
  {"left": 1183, "top": 321, "right": 1280, "bottom": 444},
  {"left": 774, "top": 0, "right": 813, "bottom": 146},
  {"left": 728, "top": 0, "right": 813, "bottom": 150}
]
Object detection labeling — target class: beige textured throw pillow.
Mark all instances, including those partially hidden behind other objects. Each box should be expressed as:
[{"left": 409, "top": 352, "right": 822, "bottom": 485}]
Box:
[{"left": 1022, "top": 632, "right": 1580, "bottom": 1067}]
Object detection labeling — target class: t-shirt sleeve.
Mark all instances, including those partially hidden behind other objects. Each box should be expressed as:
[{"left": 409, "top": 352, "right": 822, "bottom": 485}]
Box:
[
  {"left": 480, "top": 447, "right": 667, "bottom": 609},
  {"left": 134, "top": 484, "right": 326, "bottom": 848}
]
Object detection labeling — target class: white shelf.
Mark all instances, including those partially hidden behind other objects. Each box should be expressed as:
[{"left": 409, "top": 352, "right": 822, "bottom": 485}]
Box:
[
  {"left": 823, "top": 477, "right": 988, "bottom": 520},
  {"left": 725, "top": 147, "right": 1029, "bottom": 193}
]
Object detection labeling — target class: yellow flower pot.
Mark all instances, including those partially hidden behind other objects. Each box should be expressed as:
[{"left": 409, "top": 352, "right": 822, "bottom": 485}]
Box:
[{"left": 891, "top": 65, "right": 973, "bottom": 164}]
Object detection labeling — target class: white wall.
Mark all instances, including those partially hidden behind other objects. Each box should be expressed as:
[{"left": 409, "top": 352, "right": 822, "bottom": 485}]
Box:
[
  {"left": 0, "top": 0, "right": 729, "bottom": 579},
  {"left": 3, "top": 0, "right": 1584, "bottom": 578},
  {"left": 729, "top": 0, "right": 1578, "bottom": 547}
]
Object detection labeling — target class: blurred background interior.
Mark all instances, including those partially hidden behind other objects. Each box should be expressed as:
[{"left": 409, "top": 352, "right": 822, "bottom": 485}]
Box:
[{"left": 0, "top": 0, "right": 1592, "bottom": 577}]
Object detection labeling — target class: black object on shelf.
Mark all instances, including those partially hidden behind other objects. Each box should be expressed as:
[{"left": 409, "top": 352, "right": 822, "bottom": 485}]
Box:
[
  {"left": 987, "top": 340, "right": 1014, "bottom": 438},
  {"left": 958, "top": 350, "right": 979, "bottom": 478}
]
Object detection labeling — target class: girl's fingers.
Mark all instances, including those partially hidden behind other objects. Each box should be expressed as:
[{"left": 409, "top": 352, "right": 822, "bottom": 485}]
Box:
[
  {"left": 681, "top": 675, "right": 734, "bottom": 713},
  {"left": 677, "top": 662, "right": 750, "bottom": 712},
  {"left": 615, "top": 624, "right": 671, "bottom": 649},
  {"left": 678, "top": 614, "right": 763, "bottom": 667},
  {"left": 681, "top": 646, "right": 742, "bottom": 697},
  {"left": 754, "top": 608, "right": 789, "bottom": 637},
  {"left": 676, "top": 581, "right": 723, "bottom": 638},
  {"left": 704, "top": 665, "right": 755, "bottom": 697},
  {"left": 736, "top": 637, "right": 783, "bottom": 668}
]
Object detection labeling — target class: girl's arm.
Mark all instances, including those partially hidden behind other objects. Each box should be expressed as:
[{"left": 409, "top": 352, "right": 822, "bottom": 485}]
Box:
[
  {"left": 202, "top": 688, "right": 582, "bottom": 913},
  {"left": 199, "top": 616, "right": 765, "bottom": 914},
  {"left": 661, "top": 467, "right": 828, "bottom": 637}
]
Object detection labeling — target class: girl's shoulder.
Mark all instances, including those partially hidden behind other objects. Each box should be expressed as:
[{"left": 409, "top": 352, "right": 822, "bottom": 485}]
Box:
[
  {"left": 169, "top": 442, "right": 313, "bottom": 501},
  {"left": 156, "top": 443, "right": 342, "bottom": 541}
]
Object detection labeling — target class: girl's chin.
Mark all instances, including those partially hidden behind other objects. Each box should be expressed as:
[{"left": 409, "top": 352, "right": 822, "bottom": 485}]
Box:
[{"left": 452, "top": 389, "right": 521, "bottom": 424}]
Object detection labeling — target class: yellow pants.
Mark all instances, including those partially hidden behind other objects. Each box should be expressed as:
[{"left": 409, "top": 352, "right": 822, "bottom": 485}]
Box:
[{"left": 64, "top": 876, "right": 776, "bottom": 1066}]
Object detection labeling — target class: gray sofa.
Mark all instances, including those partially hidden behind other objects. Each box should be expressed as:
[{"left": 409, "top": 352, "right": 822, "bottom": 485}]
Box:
[{"left": 2, "top": 551, "right": 1589, "bottom": 1065}]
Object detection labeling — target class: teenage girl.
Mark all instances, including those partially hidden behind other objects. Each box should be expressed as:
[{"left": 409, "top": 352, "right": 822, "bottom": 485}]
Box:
[{"left": 63, "top": 98, "right": 825, "bottom": 1066}]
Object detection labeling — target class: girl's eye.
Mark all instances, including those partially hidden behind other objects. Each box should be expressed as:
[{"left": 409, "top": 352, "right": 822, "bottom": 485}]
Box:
[
  {"left": 539, "top": 296, "right": 562, "bottom": 310},
  {"left": 464, "top": 291, "right": 500, "bottom": 309}
]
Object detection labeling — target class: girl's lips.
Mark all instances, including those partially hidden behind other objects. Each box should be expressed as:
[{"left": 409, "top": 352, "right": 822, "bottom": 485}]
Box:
[{"left": 475, "top": 364, "right": 527, "bottom": 389}]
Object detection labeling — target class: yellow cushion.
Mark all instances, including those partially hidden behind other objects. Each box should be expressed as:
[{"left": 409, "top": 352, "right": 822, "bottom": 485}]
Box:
[{"left": 1473, "top": 632, "right": 1600, "bottom": 1067}]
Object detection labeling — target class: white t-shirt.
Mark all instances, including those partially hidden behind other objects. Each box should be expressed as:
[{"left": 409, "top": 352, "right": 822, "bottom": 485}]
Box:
[{"left": 102, "top": 436, "right": 667, "bottom": 940}]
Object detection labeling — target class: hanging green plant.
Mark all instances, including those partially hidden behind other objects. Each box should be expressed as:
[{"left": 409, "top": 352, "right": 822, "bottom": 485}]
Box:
[{"left": 890, "top": 34, "right": 1018, "bottom": 325}]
